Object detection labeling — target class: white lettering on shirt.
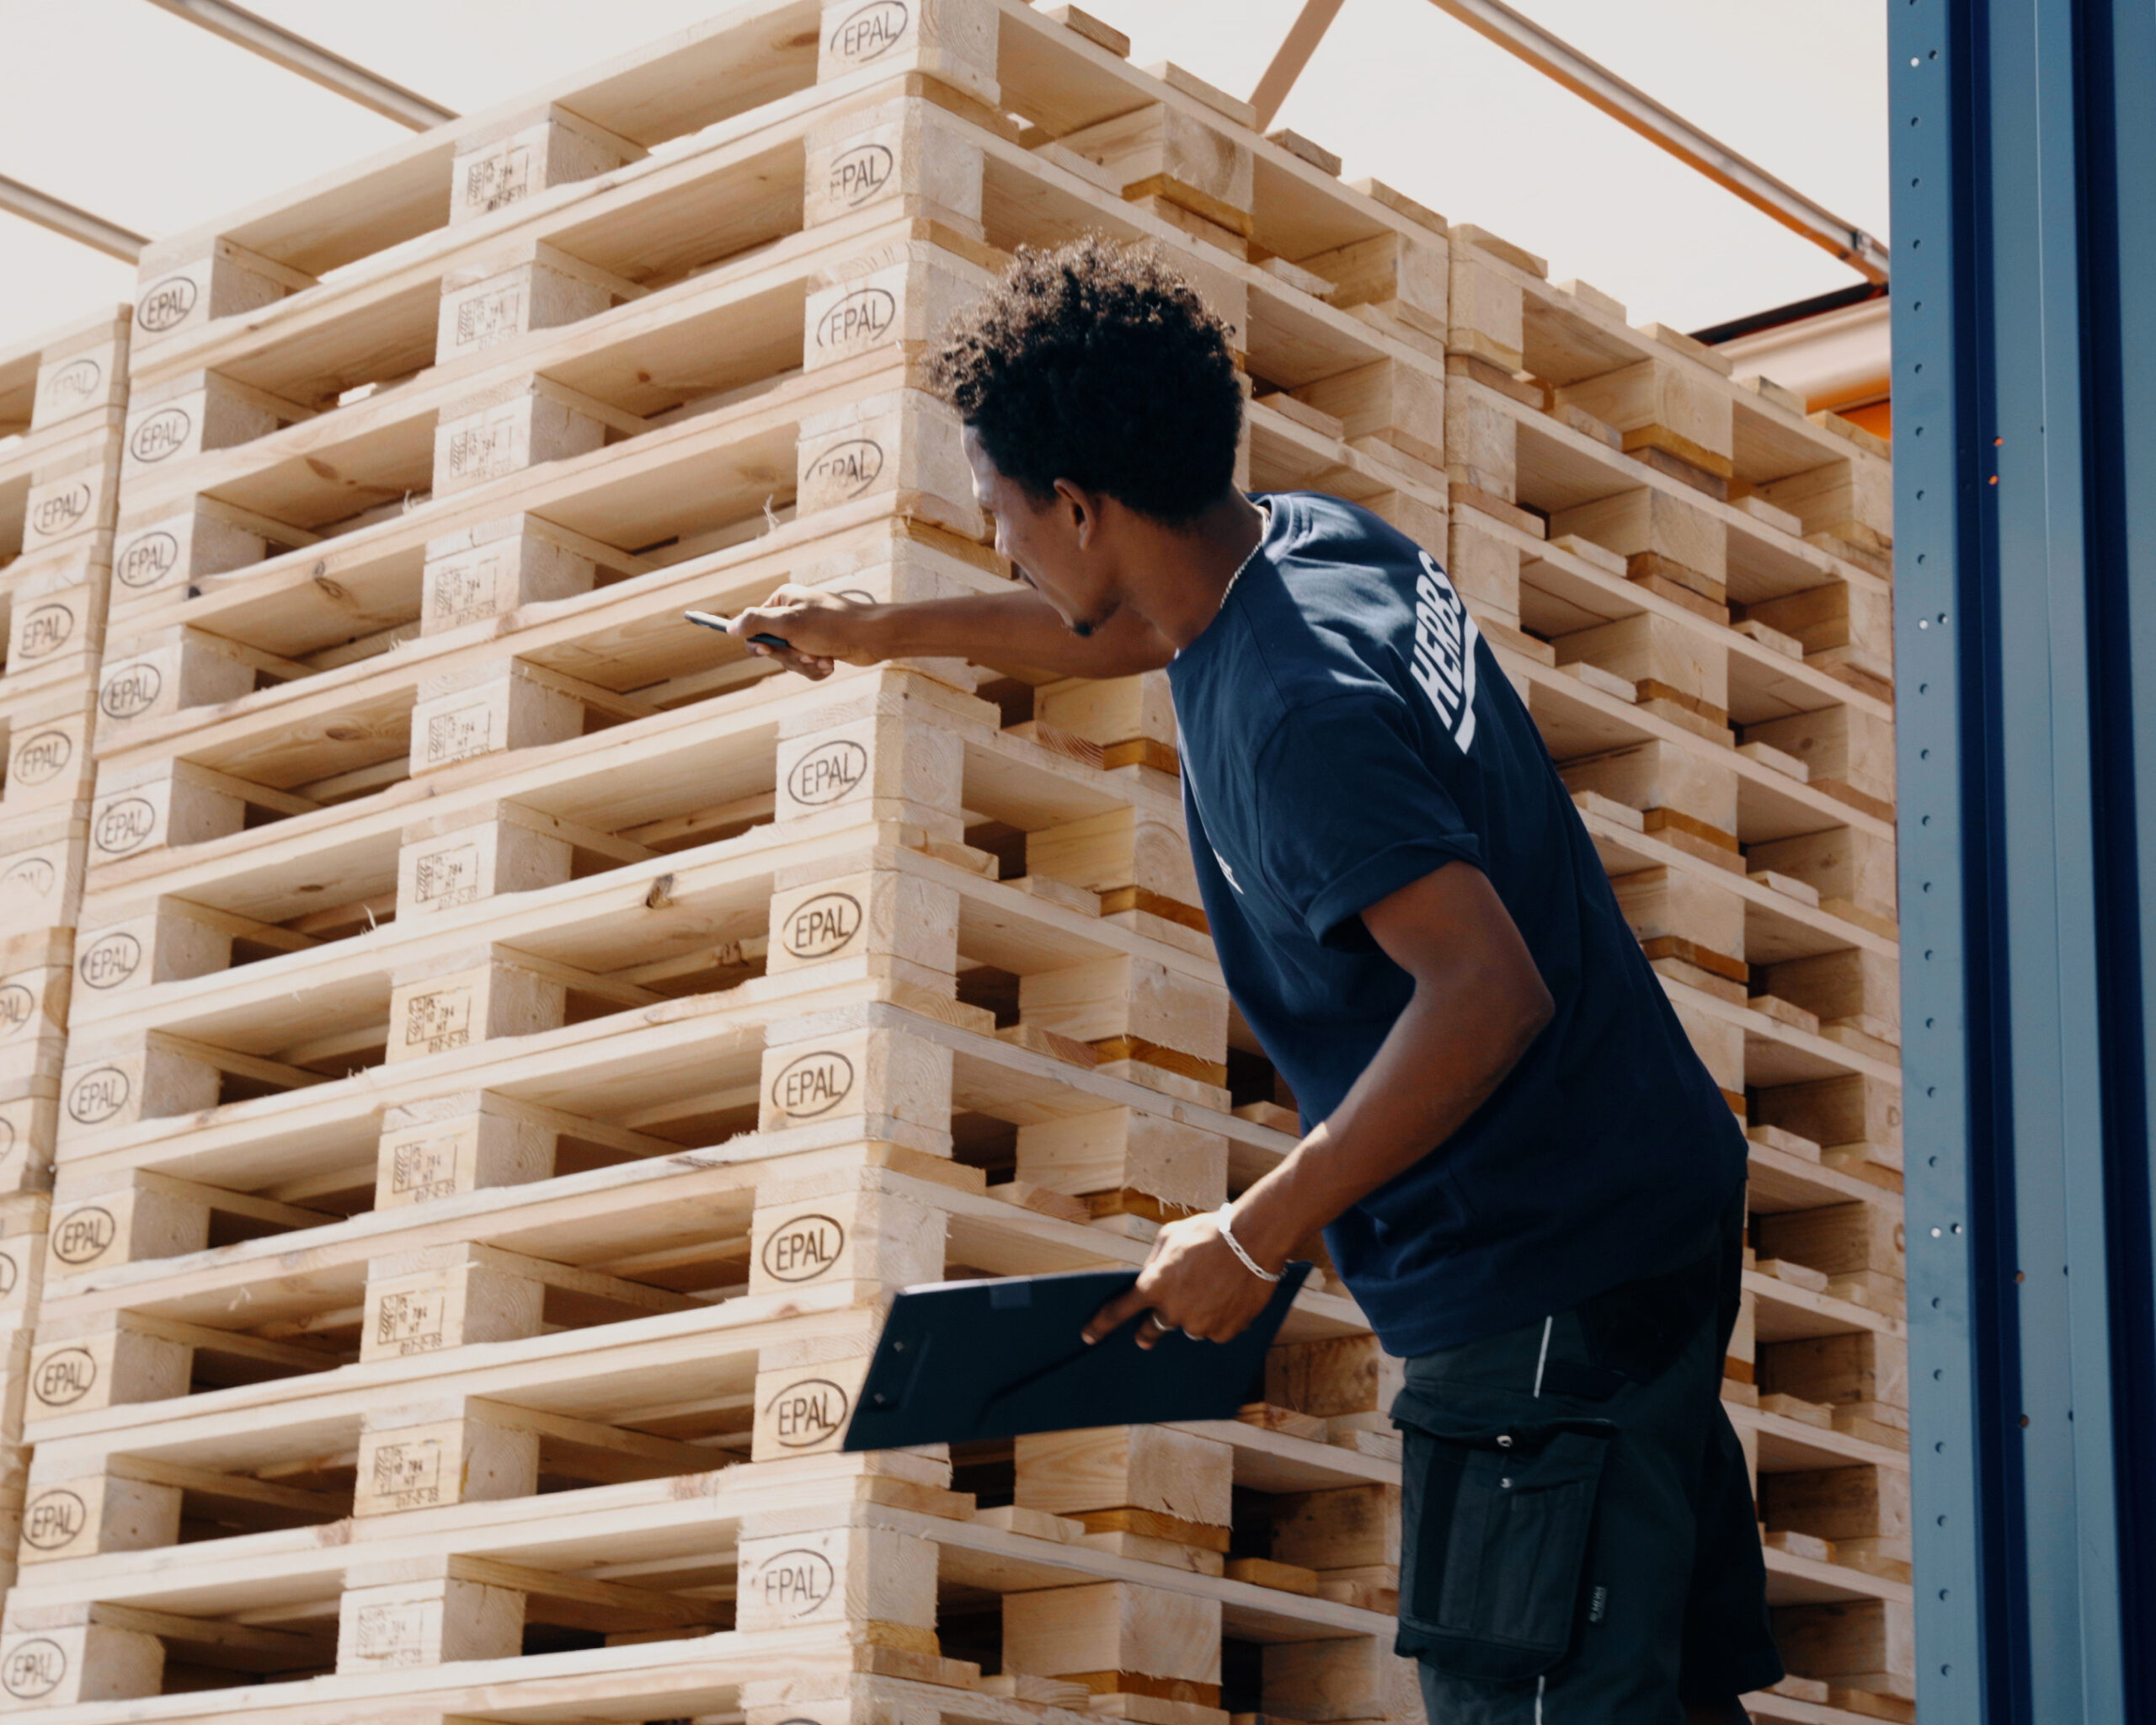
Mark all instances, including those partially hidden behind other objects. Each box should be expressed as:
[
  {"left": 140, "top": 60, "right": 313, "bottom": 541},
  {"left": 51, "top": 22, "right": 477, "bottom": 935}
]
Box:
[{"left": 1409, "top": 551, "right": 1480, "bottom": 752}]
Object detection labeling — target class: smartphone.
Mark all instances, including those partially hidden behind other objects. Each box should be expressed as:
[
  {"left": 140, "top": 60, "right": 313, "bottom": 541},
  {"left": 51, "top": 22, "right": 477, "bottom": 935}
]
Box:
[{"left": 685, "top": 610, "right": 791, "bottom": 650}]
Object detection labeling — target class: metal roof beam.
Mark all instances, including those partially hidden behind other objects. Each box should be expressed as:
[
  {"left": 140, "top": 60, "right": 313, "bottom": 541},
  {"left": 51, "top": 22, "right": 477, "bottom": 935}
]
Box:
[
  {"left": 1423, "top": 0, "right": 1888, "bottom": 280},
  {"left": 1251, "top": 0, "right": 1349, "bottom": 131},
  {"left": 141, "top": 0, "right": 457, "bottom": 131},
  {"left": 0, "top": 174, "right": 147, "bottom": 262},
  {"left": 1247, "top": 0, "right": 1887, "bottom": 283}
]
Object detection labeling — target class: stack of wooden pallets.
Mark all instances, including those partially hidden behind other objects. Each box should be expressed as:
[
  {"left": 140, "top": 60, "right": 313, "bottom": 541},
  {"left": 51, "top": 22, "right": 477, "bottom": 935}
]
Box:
[
  {"left": 0, "top": 302, "right": 136, "bottom": 1615},
  {"left": 1438, "top": 229, "right": 1909, "bottom": 1722},
  {"left": 0, "top": 3, "right": 1908, "bottom": 1721}
]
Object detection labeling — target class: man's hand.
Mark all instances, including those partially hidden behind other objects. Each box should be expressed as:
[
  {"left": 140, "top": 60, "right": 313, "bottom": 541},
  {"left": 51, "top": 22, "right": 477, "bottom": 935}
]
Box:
[
  {"left": 1087, "top": 862, "right": 1555, "bottom": 1348},
  {"left": 1082, "top": 1210, "right": 1280, "bottom": 1350},
  {"left": 726, "top": 584, "right": 889, "bottom": 681}
]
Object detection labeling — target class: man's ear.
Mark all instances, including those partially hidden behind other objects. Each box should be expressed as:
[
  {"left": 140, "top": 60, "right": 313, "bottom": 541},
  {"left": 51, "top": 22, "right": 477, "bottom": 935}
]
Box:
[{"left": 1054, "top": 478, "right": 1098, "bottom": 548}]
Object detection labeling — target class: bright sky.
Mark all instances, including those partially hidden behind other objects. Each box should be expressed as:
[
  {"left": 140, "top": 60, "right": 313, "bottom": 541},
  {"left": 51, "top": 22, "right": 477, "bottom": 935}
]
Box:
[{"left": 0, "top": 0, "right": 1886, "bottom": 355}]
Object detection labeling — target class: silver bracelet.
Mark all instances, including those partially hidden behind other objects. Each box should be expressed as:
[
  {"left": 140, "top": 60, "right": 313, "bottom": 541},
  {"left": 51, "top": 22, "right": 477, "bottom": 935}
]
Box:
[{"left": 1216, "top": 1201, "right": 1283, "bottom": 1284}]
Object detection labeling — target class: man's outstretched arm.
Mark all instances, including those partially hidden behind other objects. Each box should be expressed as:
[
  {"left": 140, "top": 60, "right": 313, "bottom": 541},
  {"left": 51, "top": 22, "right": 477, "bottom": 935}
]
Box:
[
  {"left": 1084, "top": 860, "right": 1555, "bottom": 1346},
  {"left": 723, "top": 583, "right": 1177, "bottom": 682}
]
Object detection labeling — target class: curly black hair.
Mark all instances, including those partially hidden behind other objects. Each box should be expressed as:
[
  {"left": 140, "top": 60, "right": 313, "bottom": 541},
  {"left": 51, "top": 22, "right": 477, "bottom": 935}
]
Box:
[{"left": 927, "top": 237, "right": 1243, "bottom": 526}]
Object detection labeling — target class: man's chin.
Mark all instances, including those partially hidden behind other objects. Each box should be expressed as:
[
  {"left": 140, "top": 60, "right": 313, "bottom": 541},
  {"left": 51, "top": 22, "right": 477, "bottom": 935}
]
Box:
[{"left": 1068, "top": 600, "right": 1119, "bottom": 640}]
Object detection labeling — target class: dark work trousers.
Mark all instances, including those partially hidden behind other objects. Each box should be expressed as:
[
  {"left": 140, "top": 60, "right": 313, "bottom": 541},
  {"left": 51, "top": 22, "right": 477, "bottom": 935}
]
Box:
[{"left": 1390, "top": 1187, "right": 1783, "bottom": 1721}]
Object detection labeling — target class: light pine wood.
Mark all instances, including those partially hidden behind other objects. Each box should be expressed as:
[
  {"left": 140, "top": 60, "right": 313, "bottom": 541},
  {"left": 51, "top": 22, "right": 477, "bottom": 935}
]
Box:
[{"left": 0, "top": 9, "right": 1906, "bottom": 1711}]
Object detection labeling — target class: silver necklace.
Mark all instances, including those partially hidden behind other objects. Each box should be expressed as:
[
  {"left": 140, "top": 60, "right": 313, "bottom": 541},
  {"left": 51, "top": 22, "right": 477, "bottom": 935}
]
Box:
[
  {"left": 1217, "top": 501, "right": 1270, "bottom": 613},
  {"left": 1172, "top": 504, "right": 1269, "bottom": 664}
]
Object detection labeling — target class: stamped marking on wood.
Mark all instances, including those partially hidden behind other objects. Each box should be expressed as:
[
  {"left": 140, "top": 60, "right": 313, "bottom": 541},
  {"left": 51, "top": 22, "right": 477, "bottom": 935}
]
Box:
[
  {"left": 762, "top": 1214, "right": 846, "bottom": 1281},
  {"left": 425, "top": 552, "right": 504, "bottom": 626},
  {"left": 453, "top": 285, "right": 527, "bottom": 351},
  {"left": 370, "top": 1436, "right": 445, "bottom": 1508},
  {"left": 411, "top": 844, "right": 482, "bottom": 909},
  {"left": 349, "top": 1600, "right": 430, "bottom": 1666},
  {"left": 752, "top": 1543, "right": 838, "bottom": 1613},
  {"left": 766, "top": 1379, "right": 850, "bottom": 1448},
  {"left": 29, "top": 482, "right": 92, "bottom": 539},
  {"left": 136, "top": 274, "right": 200, "bottom": 334},
  {"left": 1, "top": 1638, "right": 67, "bottom": 1699},
  {"left": 389, "top": 1134, "right": 459, "bottom": 1203},
  {"left": 10, "top": 728, "right": 73, "bottom": 785},
  {"left": 461, "top": 143, "right": 535, "bottom": 213},
  {"left": 402, "top": 986, "right": 474, "bottom": 1055},
  {"left": 78, "top": 932, "right": 142, "bottom": 990},
  {"left": 786, "top": 739, "right": 868, "bottom": 806},
  {"left": 424, "top": 704, "right": 496, "bottom": 766},
  {"left": 771, "top": 1049, "right": 855, "bottom": 1117},
  {"left": 829, "top": 142, "right": 896, "bottom": 206},
  {"left": 814, "top": 286, "right": 897, "bottom": 354},
  {"left": 0, "top": 985, "right": 35, "bottom": 1036},
  {"left": 803, "top": 436, "right": 884, "bottom": 500},
  {"left": 15, "top": 601, "right": 77, "bottom": 660},
  {"left": 34, "top": 1346, "right": 97, "bottom": 1407},
  {"left": 829, "top": 0, "right": 911, "bottom": 62},
  {"left": 117, "top": 529, "right": 181, "bottom": 590},
  {"left": 3, "top": 856, "right": 56, "bottom": 902},
  {"left": 780, "top": 892, "right": 862, "bottom": 958},
  {"left": 100, "top": 663, "right": 164, "bottom": 720},
  {"left": 93, "top": 798, "right": 158, "bottom": 856},
  {"left": 443, "top": 406, "right": 520, "bottom": 484},
  {"left": 42, "top": 356, "right": 102, "bottom": 414},
  {"left": 375, "top": 1286, "right": 449, "bottom": 1354},
  {"left": 22, "top": 1488, "right": 86, "bottom": 1551},
  {"left": 67, "top": 1066, "right": 131, "bottom": 1124},
  {"left": 130, "top": 406, "right": 193, "bottom": 463},
  {"left": 51, "top": 1205, "right": 115, "bottom": 1264}
]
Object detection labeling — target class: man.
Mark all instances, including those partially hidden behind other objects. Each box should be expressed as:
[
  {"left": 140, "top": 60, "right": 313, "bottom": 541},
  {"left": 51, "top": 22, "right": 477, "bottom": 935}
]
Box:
[{"left": 724, "top": 238, "right": 1782, "bottom": 1721}]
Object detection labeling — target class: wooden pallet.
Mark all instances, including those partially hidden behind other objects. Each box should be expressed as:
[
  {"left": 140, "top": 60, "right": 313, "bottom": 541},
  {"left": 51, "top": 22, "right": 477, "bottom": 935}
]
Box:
[
  {"left": 0, "top": 304, "right": 137, "bottom": 1653},
  {"left": 0, "top": 309, "right": 131, "bottom": 707},
  {"left": 0, "top": 0, "right": 1909, "bottom": 1715},
  {"left": 1432, "top": 219, "right": 1905, "bottom": 1720}
]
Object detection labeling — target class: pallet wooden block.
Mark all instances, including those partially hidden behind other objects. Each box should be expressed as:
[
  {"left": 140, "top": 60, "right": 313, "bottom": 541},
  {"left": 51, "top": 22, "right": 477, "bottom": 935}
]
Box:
[
  {"left": 1747, "top": 824, "right": 1897, "bottom": 937},
  {"left": 1774, "top": 1599, "right": 1915, "bottom": 1705},
  {"left": 1559, "top": 736, "right": 1742, "bottom": 864},
  {"left": 1758, "top": 947, "right": 1902, "bottom": 1048},
  {"left": 1014, "top": 1108, "right": 1228, "bottom": 1217},
  {"left": 1004, "top": 1578, "right": 1222, "bottom": 1701},
  {"left": 1744, "top": 705, "right": 1897, "bottom": 823},
  {"left": 1015, "top": 1423, "right": 1234, "bottom": 1567},
  {"left": 1553, "top": 608, "right": 1731, "bottom": 742},
  {"left": 1552, "top": 337, "right": 1736, "bottom": 496},
  {"left": 1551, "top": 485, "right": 1731, "bottom": 620},
  {"left": 3, "top": 547, "right": 109, "bottom": 700},
  {"left": 1612, "top": 863, "right": 1749, "bottom": 989}
]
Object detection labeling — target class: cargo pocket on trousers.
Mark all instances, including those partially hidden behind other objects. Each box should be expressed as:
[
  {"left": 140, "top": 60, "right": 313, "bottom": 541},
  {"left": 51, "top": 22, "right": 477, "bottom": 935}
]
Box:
[{"left": 1390, "top": 1391, "right": 1615, "bottom": 1680}]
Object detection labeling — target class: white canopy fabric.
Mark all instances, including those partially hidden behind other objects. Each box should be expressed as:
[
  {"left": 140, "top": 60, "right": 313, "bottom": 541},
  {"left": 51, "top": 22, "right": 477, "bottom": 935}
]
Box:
[{"left": 0, "top": 0, "right": 1886, "bottom": 350}]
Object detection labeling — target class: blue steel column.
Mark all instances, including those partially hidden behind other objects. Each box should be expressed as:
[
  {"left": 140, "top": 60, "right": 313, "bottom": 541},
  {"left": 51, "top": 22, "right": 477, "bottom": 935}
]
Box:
[
  {"left": 1889, "top": 2, "right": 2155, "bottom": 1722},
  {"left": 1886, "top": 0, "right": 1996, "bottom": 1714},
  {"left": 2079, "top": 0, "right": 2156, "bottom": 1709}
]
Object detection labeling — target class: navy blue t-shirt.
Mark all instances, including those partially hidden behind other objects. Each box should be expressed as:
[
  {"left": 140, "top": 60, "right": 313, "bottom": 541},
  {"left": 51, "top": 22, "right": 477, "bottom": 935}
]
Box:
[{"left": 1170, "top": 493, "right": 1746, "bottom": 1357}]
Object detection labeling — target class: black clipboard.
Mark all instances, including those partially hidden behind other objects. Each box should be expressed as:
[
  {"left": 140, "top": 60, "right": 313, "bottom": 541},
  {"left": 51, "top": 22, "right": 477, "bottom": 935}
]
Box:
[{"left": 842, "top": 1263, "right": 1312, "bottom": 1450}]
